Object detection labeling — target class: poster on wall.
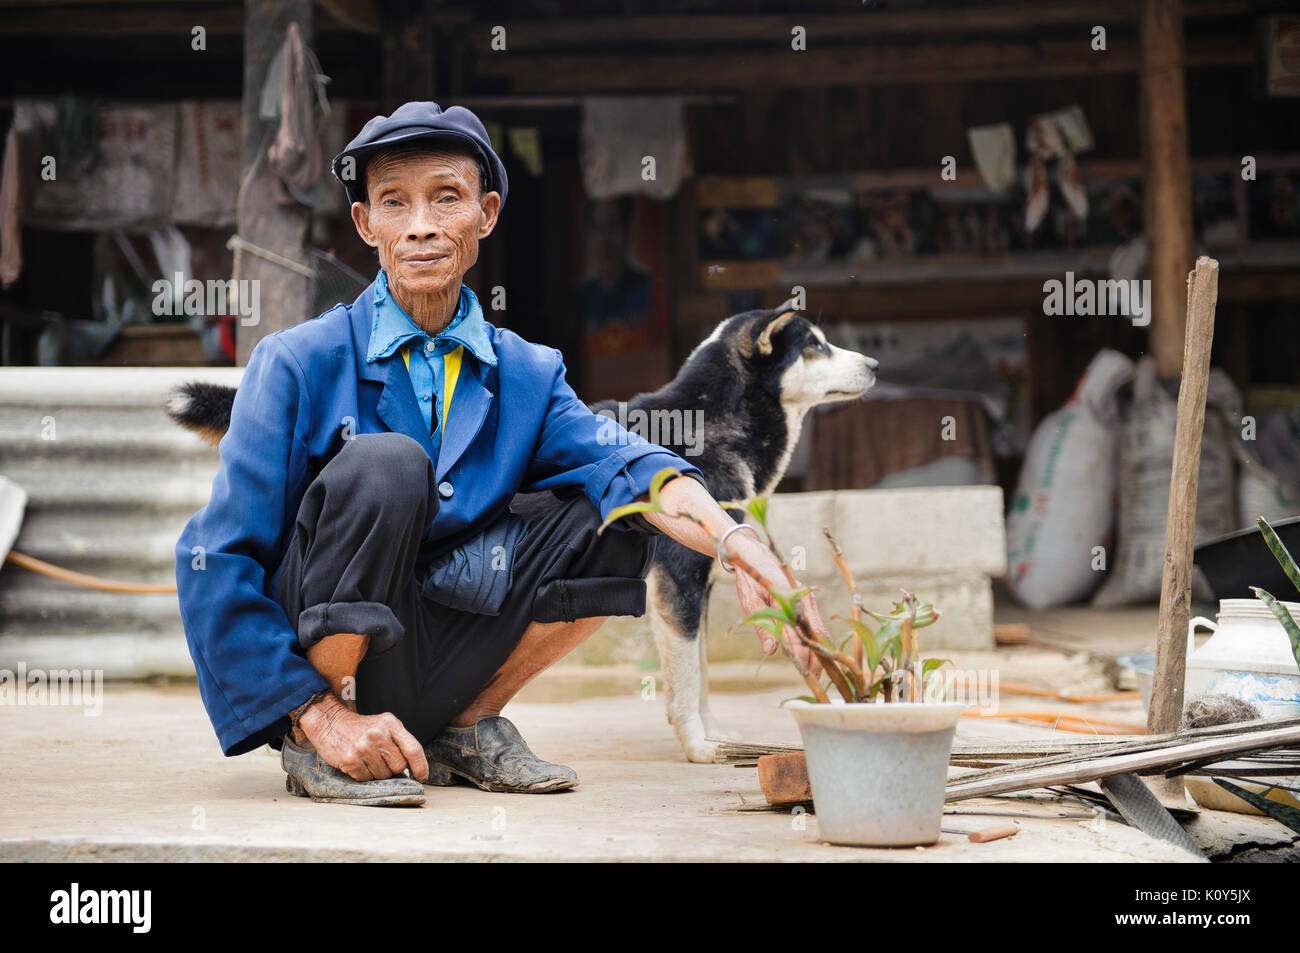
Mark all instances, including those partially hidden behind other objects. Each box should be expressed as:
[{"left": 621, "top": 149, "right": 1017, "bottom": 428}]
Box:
[
  {"left": 577, "top": 193, "right": 672, "bottom": 401},
  {"left": 1266, "top": 16, "right": 1300, "bottom": 97}
]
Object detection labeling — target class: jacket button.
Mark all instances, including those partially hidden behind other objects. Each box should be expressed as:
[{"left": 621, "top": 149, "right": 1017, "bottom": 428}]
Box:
[{"left": 438, "top": 481, "right": 454, "bottom": 499}]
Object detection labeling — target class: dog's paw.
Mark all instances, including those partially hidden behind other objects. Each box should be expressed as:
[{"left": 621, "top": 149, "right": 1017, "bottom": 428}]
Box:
[{"left": 682, "top": 739, "right": 722, "bottom": 764}]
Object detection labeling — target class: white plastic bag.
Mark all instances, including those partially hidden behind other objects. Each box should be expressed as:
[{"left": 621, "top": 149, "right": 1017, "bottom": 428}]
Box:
[
  {"left": 1006, "top": 349, "right": 1133, "bottom": 609},
  {"left": 1092, "top": 356, "right": 1238, "bottom": 607}
]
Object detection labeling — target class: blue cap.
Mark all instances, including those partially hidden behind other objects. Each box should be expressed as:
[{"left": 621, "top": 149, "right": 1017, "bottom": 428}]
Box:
[{"left": 331, "top": 101, "right": 508, "bottom": 210}]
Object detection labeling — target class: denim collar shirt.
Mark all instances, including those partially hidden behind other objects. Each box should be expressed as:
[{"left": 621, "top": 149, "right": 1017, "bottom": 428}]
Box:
[{"left": 365, "top": 268, "right": 498, "bottom": 457}]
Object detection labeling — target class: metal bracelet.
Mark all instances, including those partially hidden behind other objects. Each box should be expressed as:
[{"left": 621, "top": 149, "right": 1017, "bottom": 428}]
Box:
[{"left": 717, "top": 522, "right": 761, "bottom": 574}]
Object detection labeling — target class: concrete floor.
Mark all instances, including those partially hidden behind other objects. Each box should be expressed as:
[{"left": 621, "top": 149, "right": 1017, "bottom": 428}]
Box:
[{"left": 3, "top": 643, "right": 1292, "bottom": 863}]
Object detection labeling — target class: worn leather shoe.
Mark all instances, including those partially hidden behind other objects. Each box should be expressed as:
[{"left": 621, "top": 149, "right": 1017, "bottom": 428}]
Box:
[
  {"left": 281, "top": 733, "right": 426, "bottom": 807},
  {"left": 422, "top": 717, "right": 578, "bottom": 793}
]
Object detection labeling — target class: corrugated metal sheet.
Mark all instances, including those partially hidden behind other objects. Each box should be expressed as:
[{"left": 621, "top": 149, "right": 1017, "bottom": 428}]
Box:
[{"left": 0, "top": 366, "right": 242, "bottom": 677}]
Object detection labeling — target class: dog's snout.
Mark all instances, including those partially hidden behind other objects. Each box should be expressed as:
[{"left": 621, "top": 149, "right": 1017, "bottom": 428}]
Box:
[{"left": 864, "top": 356, "right": 879, "bottom": 373}]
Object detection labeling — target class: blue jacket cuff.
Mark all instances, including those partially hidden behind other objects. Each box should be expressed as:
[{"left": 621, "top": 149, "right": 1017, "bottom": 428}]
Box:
[{"left": 594, "top": 447, "right": 708, "bottom": 533}]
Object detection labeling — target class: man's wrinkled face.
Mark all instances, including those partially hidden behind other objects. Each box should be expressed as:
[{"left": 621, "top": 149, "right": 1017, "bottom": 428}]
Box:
[{"left": 350, "top": 147, "right": 500, "bottom": 305}]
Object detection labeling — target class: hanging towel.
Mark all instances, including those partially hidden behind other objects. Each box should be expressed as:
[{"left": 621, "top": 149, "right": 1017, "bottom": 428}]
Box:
[
  {"left": 967, "top": 122, "right": 1016, "bottom": 193},
  {"left": 265, "top": 21, "right": 331, "bottom": 204},
  {"left": 581, "top": 96, "right": 689, "bottom": 200}
]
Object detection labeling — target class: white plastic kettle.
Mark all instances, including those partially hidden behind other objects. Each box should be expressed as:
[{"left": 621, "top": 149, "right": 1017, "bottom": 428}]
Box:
[{"left": 1185, "top": 598, "right": 1300, "bottom": 718}]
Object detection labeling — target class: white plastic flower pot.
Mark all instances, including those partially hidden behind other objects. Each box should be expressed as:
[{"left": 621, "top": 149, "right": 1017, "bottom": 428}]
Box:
[{"left": 785, "top": 700, "right": 968, "bottom": 847}]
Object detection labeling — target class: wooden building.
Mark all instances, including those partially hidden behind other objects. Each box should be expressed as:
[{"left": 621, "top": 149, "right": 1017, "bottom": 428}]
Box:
[{"left": 2, "top": 0, "right": 1298, "bottom": 498}]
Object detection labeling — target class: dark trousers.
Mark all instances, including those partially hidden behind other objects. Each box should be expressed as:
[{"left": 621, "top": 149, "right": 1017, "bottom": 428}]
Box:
[{"left": 274, "top": 432, "right": 655, "bottom": 744}]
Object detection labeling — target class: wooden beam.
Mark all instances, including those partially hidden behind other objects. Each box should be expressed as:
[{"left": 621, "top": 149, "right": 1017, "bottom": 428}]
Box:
[
  {"left": 0, "top": 0, "right": 228, "bottom": 5},
  {"left": 475, "top": 36, "right": 1251, "bottom": 92},
  {"left": 235, "top": 0, "right": 314, "bottom": 364},
  {"left": 316, "top": 0, "right": 381, "bottom": 35},
  {"left": 381, "top": 0, "right": 437, "bottom": 110},
  {"left": 678, "top": 268, "right": 1300, "bottom": 330},
  {"left": 1141, "top": 0, "right": 1197, "bottom": 379},
  {"left": 0, "top": 0, "right": 377, "bottom": 35},
  {"left": 0, "top": 3, "right": 242, "bottom": 36},
  {"left": 469, "top": 1, "right": 1249, "bottom": 51}
]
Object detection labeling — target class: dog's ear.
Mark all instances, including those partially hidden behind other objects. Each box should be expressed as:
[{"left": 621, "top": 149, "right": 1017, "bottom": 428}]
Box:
[{"left": 757, "top": 311, "right": 797, "bottom": 355}]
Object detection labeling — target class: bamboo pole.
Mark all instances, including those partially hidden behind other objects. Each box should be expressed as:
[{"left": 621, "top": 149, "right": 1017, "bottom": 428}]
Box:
[
  {"left": 1146, "top": 256, "right": 1219, "bottom": 801},
  {"left": 945, "top": 721, "right": 1300, "bottom": 802}
]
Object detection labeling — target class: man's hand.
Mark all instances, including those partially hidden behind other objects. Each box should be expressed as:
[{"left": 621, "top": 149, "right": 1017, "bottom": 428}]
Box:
[
  {"left": 298, "top": 692, "right": 429, "bottom": 782},
  {"left": 641, "top": 476, "right": 826, "bottom": 677},
  {"left": 729, "top": 534, "right": 826, "bottom": 677}
]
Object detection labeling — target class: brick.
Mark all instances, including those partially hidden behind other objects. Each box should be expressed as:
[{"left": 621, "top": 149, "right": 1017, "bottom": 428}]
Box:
[{"left": 757, "top": 752, "right": 812, "bottom": 805}]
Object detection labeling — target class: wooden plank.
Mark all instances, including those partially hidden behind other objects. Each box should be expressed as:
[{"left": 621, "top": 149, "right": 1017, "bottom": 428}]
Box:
[
  {"left": 1148, "top": 257, "right": 1219, "bottom": 747},
  {"left": 994, "top": 623, "right": 1031, "bottom": 645},
  {"left": 945, "top": 722, "right": 1300, "bottom": 801},
  {"left": 475, "top": 37, "right": 1252, "bottom": 93},
  {"left": 316, "top": 0, "right": 381, "bottom": 35},
  {"left": 1141, "top": 0, "right": 1198, "bottom": 379},
  {"left": 466, "top": 2, "right": 1250, "bottom": 51},
  {"left": 381, "top": 0, "right": 436, "bottom": 110},
  {"left": 0, "top": 3, "right": 242, "bottom": 36},
  {"left": 676, "top": 264, "right": 1300, "bottom": 337}
]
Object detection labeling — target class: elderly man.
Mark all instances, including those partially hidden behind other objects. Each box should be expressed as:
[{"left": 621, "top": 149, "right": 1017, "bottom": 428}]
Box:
[{"left": 175, "top": 102, "right": 824, "bottom": 806}]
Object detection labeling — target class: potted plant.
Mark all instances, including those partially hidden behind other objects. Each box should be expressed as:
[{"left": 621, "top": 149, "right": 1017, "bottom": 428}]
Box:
[{"left": 601, "top": 468, "right": 967, "bottom": 847}]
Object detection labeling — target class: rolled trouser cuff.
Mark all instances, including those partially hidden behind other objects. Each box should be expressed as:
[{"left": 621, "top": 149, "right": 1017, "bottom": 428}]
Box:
[
  {"left": 532, "top": 576, "right": 647, "bottom": 624},
  {"left": 298, "top": 601, "right": 405, "bottom": 655}
]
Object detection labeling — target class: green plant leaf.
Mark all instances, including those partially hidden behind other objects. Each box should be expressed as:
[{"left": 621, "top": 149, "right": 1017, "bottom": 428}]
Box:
[
  {"left": 647, "top": 466, "right": 683, "bottom": 507},
  {"left": 844, "top": 618, "right": 881, "bottom": 671},
  {"left": 741, "top": 607, "right": 796, "bottom": 628},
  {"left": 878, "top": 634, "right": 902, "bottom": 665},
  {"left": 875, "top": 619, "right": 902, "bottom": 646},
  {"left": 769, "top": 586, "right": 815, "bottom": 618},
  {"left": 1252, "top": 587, "right": 1300, "bottom": 671},
  {"left": 1259, "top": 517, "right": 1300, "bottom": 598},
  {"left": 747, "top": 497, "right": 769, "bottom": 528},
  {"left": 597, "top": 500, "right": 659, "bottom": 535},
  {"left": 911, "top": 604, "right": 941, "bottom": 629}
]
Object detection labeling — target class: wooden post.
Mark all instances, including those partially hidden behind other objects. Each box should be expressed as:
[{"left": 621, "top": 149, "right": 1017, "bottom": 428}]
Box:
[
  {"left": 381, "top": 0, "right": 437, "bottom": 112},
  {"left": 1147, "top": 257, "right": 1218, "bottom": 800},
  {"left": 236, "top": 0, "right": 315, "bottom": 365},
  {"left": 1140, "top": 0, "right": 1196, "bottom": 380}
]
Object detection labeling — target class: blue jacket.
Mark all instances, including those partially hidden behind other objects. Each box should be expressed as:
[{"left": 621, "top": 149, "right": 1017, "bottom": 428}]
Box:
[{"left": 175, "top": 278, "right": 704, "bottom": 756}]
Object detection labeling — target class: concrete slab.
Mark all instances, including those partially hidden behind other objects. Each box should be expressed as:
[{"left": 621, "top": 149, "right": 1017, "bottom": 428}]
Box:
[{"left": 0, "top": 681, "right": 1215, "bottom": 863}]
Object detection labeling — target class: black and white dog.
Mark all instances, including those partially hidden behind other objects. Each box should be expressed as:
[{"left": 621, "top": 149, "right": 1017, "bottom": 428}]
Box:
[
  {"left": 168, "top": 303, "right": 876, "bottom": 763},
  {"left": 590, "top": 304, "right": 875, "bottom": 761}
]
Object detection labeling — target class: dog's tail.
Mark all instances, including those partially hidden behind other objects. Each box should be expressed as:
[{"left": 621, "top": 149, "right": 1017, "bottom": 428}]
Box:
[{"left": 166, "top": 382, "right": 237, "bottom": 445}]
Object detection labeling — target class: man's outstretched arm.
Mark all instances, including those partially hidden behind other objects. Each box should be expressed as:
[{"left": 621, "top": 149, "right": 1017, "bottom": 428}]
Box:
[{"left": 637, "top": 475, "right": 826, "bottom": 675}]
